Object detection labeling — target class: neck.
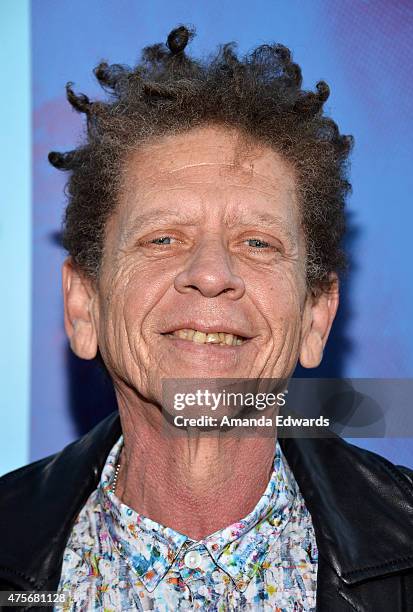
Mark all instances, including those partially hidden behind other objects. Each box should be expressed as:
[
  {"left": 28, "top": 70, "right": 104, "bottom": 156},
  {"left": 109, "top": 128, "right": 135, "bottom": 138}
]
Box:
[{"left": 114, "top": 389, "right": 276, "bottom": 540}]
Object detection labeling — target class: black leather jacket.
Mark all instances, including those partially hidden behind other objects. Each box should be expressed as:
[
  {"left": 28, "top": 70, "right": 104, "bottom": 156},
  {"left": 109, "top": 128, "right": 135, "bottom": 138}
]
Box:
[{"left": 1, "top": 410, "right": 413, "bottom": 611}]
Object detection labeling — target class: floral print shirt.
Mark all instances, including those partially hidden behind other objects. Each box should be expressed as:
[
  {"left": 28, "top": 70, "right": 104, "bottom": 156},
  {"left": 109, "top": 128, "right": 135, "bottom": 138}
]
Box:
[{"left": 56, "top": 435, "right": 318, "bottom": 611}]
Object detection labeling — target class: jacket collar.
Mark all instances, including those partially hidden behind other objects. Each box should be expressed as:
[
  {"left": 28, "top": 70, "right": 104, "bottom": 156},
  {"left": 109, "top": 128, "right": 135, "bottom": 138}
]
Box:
[{"left": 1, "top": 410, "right": 413, "bottom": 591}]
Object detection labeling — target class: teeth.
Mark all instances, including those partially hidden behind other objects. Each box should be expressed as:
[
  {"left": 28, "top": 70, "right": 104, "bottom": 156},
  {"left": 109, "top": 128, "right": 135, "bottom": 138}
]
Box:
[
  {"left": 193, "top": 331, "right": 206, "bottom": 343},
  {"left": 168, "top": 328, "right": 246, "bottom": 346},
  {"left": 205, "top": 333, "right": 220, "bottom": 343}
]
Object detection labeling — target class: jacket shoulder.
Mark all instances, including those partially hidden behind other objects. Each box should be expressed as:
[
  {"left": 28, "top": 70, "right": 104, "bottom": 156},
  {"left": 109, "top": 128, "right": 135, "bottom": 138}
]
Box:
[
  {"left": 0, "top": 411, "right": 122, "bottom": 591},
  {"left": 344, "top": 438, "right": 413, "bottom": 490},
  {"left": 0, "top": 452, "right": 58, "bottom": 487},
  {"left": 0, "top": 410, "right": 121, "bottom": 493},
  {"left": 396, "top": 464, "right": 413, "bottom": 485}
]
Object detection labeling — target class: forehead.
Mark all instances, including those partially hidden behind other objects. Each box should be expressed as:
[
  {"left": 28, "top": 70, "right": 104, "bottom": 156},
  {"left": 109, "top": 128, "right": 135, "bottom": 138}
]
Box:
[
  {"left": 121, "top": 125, "right": 296, "bottom": 193},
  {"left": 116, "top": 125, "right": 300, "bottom": 236}
]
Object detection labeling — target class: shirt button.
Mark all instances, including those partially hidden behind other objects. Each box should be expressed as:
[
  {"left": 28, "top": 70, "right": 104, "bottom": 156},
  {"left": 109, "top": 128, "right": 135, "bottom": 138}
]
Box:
[{"left": 184, "top": 550, "right": 202, "bottom": 569}]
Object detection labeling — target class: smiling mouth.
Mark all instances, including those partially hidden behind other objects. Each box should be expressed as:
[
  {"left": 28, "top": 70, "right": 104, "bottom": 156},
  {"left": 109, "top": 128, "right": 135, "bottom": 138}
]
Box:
[{"left": 162, "top": 328, "right": 248, "bottom": 346}]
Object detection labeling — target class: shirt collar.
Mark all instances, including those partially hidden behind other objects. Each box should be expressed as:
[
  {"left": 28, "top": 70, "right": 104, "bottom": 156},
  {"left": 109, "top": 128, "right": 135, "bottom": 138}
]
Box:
[
  {"left": 99, "top": 435, "right": 298, "bottom": 592},
  {"left": 204, "top": 441, "right": 298, "bottom": 590},
  {"left": 99, "top": 435, "right": 188, "bottom": 591}
]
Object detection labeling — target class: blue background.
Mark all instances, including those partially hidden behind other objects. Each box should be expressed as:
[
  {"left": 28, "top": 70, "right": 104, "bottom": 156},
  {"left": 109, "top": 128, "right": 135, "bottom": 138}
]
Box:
[{"left": 2, "top": 0, "right": 412, "bottom": 475}]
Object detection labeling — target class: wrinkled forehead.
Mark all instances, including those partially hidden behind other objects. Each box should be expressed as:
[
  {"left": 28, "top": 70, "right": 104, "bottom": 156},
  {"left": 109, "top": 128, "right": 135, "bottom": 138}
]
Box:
[{"left": 120, "top": 126, "right": 298, "bottom": 199}]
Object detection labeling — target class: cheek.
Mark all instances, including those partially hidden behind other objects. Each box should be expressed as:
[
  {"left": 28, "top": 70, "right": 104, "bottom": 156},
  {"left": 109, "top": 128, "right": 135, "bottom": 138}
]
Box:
[
  {"left": 96, "top": 264, "right": 136, "bottom": 350},
  {"left": 254, "top": 268, "right": 305, "bottom": 331},
  {"left": 96, "top": 267, "right": 160, "bottom": 380},
  {"left": 97, "top": 256, "right": 176, "bottom": 364},
  {"left": 121, "top": 269, "right": 171, "bottom": 340}
]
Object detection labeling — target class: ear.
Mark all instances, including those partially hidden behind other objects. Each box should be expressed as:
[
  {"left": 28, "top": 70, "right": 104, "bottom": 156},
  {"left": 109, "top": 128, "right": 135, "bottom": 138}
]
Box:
[
  {"left": 299, "top": 274, "right": 339, "bottom": 369},
  {"left": 62, "top": 256, "right": 98, "bottom": 360}
]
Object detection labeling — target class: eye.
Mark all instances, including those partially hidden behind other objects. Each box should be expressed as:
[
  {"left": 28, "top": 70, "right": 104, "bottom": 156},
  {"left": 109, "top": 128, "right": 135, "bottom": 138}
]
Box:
[
  {"left": 135, "top": 232, "right": 185, "bottom": 253},
  {"left": 149, "top": 236, "right": 175, "bottom": 245},
  {"left": 246, "top": 238, "right": 271, "bottom": 249}
]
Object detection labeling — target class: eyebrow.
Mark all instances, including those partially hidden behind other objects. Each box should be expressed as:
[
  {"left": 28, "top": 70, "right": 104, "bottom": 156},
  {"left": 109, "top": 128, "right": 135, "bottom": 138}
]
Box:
[
  {"left": 121, "top": 209, "right": 200, "bottom": 244},
  {"left": 122, "top": 207, "right": 297, "bottom": 245},
  {"left": 129, "top": 208, "right": 200, "bottom": 228},
  {"left": 227, "top": 211, "right": 297, "bottom": 246}
]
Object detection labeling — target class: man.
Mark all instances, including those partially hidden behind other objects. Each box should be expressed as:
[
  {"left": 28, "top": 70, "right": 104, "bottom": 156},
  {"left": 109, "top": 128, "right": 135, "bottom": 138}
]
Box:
[{"left": 1, "top": 26, "right": 413, "bottom": 611}]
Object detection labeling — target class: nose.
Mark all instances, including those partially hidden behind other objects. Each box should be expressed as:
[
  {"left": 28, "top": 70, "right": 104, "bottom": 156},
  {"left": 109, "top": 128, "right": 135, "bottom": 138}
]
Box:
[{"left": 174, "top": 235, "right": 245, "bottom": 299}]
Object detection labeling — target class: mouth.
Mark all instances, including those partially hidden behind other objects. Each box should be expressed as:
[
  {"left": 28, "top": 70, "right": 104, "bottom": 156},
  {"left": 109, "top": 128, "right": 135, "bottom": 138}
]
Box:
[{"left": 161, "top": 328, "right": 249, "bottom": 347}]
